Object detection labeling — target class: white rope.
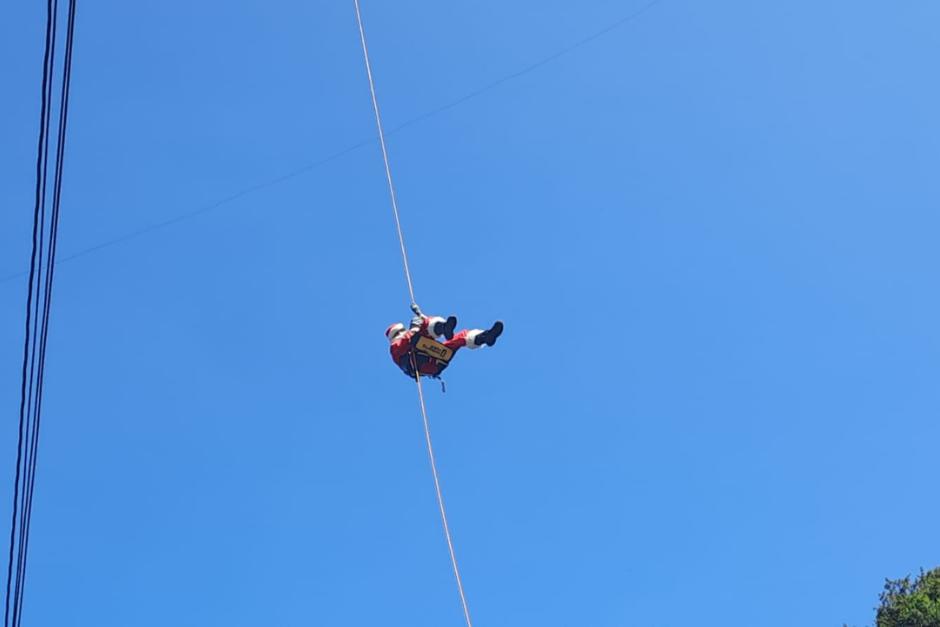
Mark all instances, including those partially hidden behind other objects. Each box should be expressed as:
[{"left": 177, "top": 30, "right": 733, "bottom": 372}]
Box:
[
  {"left": 413, "top": 370, "right": 473, "bottom": 627},
  {"left": 352, "top": 2, "right": 473, "bottom": 625},
  {"left": 352, "top": 0, "right": 416, "bottom": 306}
]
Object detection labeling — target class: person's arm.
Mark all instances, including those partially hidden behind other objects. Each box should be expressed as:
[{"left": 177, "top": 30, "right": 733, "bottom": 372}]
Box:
[
  {"left": 390, "top": 330, "right": 415, "bottom": 362},
  {"left": 409, "top": 303, "right": 429, "bottom": 332}
]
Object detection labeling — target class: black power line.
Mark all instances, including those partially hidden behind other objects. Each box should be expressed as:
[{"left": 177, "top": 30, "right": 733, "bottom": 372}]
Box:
[
  {"left": 4, "top": 0, "right": 77, "bottom": 625},
  {"left": 4, "top": 0, "right": 57, "bottom": 621}
]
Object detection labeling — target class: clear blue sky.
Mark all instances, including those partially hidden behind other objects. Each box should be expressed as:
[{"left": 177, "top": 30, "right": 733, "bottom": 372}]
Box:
[{"left": 1, "top": 1, "right": 938, "bottom": 625}]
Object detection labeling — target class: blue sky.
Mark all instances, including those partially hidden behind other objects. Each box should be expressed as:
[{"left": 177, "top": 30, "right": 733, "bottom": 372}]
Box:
[{"left": 1, "top": 0, "right": 939, "bottom": 625}]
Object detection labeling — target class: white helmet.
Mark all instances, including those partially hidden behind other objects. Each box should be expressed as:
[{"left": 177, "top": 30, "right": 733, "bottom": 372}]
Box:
[{"left": 385, "top": 323, "right": 406, "bottom": 343}]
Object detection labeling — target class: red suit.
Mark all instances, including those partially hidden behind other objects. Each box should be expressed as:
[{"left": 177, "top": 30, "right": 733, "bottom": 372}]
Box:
[{"left": 387, "top": 313, "right": 493, "bottom": 379}]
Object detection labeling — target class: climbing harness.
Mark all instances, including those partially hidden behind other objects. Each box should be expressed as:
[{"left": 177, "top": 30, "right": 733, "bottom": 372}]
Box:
[
  {"left": 407, "top": 336, "right": 452, "bottom": 392},
  {"left": 352, "top": 1, "right": 472, "bottom": 625},
  {"left": 414, "top": 335, "right": 455, "bottom": 373}
]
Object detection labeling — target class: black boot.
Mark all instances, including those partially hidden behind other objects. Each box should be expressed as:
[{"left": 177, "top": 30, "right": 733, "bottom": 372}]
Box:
[
  {"left": 478, "top": 321, "right": 504, "bottom": 347},
  {"left": 433, "top": 316, "right": 458, "bottom": 340}
]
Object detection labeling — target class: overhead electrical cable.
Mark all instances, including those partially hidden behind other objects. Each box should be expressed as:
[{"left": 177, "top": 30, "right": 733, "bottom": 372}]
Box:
[
  {"left": 352, "top": 1, "right": 472, "bottom": 625},
  {"left": 4, "top": 0, "right": 56, "bottom": 622},
  {"left": 14, "top": 6, "right": 77, "bottom": 624},
  {"left": 0, "top": 0, "right": 663, "bottom": 286},
  {"left": 12, "top": 3, "right": 60, "bottom": 618},
  {"left": 4, "top": 0, "right": 77, "bottom": 625}
]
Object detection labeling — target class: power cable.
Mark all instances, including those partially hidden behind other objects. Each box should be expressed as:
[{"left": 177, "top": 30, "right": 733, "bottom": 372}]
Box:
[
  {"left": 0, "top": 0, "right": 663, "bottom": 285},
  {"left": 4, "top": 0, "right": 77, "bottom": 624},
  {"left": 4, "top": 0, "right": 56, "bottom": 621}
]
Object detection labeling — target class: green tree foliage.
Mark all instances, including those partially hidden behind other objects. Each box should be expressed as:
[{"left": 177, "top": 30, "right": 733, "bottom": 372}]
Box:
[{"left": 876, "top": 568, "right": 940, "bottom": 627}]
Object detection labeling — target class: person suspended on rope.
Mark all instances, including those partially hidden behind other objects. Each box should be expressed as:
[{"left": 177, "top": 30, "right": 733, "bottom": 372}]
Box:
[{"left": 386, "top": 303, "right": 504, "bottom": 379}]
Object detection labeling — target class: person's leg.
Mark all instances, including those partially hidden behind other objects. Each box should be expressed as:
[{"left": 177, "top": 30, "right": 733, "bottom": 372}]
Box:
[
  {"left": 444, "top": 324, "right": 501, "bottom": 352},
  {"left": 465, "top": 321, "right": 503, "bottom": 348},
  {"left": 439, "top": 315, "right": 457, "bottom": 339},
  {"left": 442, "top": 330, "right": 470, "bottom": 352},
  {"left": 413, "top": 314, "right": 457, "bottom": 339},
  {"left": 437, "top": 323, "right": 502, "bottom": 373}
]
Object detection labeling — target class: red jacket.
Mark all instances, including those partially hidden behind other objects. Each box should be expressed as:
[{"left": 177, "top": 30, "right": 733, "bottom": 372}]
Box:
[{"left": 389, "top": 318, "right": 446, "bottom": 378}]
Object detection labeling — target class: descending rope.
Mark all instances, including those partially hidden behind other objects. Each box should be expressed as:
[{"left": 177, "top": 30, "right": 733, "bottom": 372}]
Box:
[
  {"left": 412, "top": 368, "right": 473, "bottom": 626},
  {"left": 352, "top": 0, "right": 416, "bottom": 306},
  {"left": 352, "top": 2, "right": 472, "bottom": 625}
]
